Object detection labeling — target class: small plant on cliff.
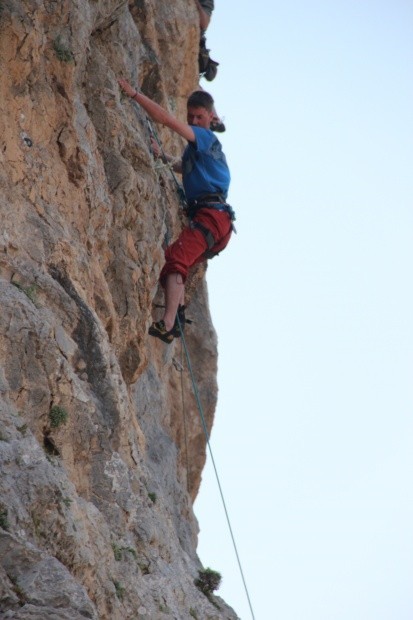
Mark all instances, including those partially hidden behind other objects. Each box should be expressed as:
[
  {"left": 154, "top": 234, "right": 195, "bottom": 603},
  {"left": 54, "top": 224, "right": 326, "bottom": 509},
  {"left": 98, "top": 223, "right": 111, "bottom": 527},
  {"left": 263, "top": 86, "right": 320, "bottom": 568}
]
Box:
[
  {"left": 53, "top": 36, "right": 74, "bottom": 63},
  {"left": 12, "top": 582, "right": 25, "bottom": 602},
  {"left": 6, "top": 572, "right": 26, "bottom": 603},
  {"left": 49, "top": 405, "right": 68, "bottom": 428},
  {"left": 194, "top": 567, "right": 222, "bottom": 596},
  {"left": 0, "top": 505, "right": 10, "bottom": 530},
  {"left": 11, "top": 281, "right": 38, "bottom": 305},
  {"left": 112, "top": 543, "right": 137, "bottom": 561},
  {"left": 126, "top": 546, "right": 137, "bottom": 558},
  {"left": 113, "top": 581, "right": 125, "bottom": 600},
  {"left": 17, "top": 423, "right": 28, "bottom": 436},
  {"left": 112, "top": 543, "right": 122, "bottom": 561},
  {"left": 137, "top": 559, "right": 150, "bottom": 575},
  {"left": 148, "top": 492, "right": 157, "bottom": 504},
  {"left": 189, "top": 608, "right": 198, "bottom": 619}
]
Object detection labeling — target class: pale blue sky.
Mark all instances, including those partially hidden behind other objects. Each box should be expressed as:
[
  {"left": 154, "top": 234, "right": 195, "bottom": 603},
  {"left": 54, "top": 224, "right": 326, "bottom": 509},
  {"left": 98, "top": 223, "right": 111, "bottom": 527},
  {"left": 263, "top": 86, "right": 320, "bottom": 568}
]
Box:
[{"left": 193, "top": 2, "right": 413, "bottom": 619}]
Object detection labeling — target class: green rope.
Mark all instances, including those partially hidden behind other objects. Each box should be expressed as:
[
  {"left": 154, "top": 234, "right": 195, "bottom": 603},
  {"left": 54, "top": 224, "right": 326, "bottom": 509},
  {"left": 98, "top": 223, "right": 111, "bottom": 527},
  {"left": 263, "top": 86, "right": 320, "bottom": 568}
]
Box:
[
  {"left": 128, "top": 95, "right": 255, "bottom": 617},
  {"left": 130, "top": 99, "right": 187, "bottom": 208},
  {"left": 180, "top": 342, "right": 190, "bottom": 494},
  {"left": 146, "top": 117, "right": 187, "bottom": 208},
  {"left": 177, "top": 315, "right": 256, "bottom": 620}
]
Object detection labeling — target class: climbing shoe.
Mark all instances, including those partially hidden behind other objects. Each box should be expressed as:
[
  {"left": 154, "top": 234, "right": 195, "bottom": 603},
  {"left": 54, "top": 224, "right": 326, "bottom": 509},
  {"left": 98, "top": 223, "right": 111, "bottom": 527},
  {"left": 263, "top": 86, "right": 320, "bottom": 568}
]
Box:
[
  {"left": 210, "top": 118, "right": 226, "bottom": 133},
  {"left": 198, "top": 36, "right": 219, "bottom": 81},
  {"left": 148, "top": 320, "right": 174, "bottom": 344},
  {"left": 171, "top": 305, "right": 187, "bottom": 338}
]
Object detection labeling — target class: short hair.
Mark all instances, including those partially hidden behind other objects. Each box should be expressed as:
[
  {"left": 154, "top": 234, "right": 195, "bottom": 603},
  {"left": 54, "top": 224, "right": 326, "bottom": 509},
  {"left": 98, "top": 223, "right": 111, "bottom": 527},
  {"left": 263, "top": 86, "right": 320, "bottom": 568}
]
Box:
[{"left": 187, "top": 90, "right": 214, "bottom": 112}]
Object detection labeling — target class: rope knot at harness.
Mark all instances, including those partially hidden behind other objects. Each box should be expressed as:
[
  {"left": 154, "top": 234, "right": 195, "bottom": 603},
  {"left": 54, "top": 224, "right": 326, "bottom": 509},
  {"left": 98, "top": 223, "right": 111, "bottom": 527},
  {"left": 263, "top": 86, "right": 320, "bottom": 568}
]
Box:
[{"left": 185, "top": 197, "right": 237, "bottom": 257}]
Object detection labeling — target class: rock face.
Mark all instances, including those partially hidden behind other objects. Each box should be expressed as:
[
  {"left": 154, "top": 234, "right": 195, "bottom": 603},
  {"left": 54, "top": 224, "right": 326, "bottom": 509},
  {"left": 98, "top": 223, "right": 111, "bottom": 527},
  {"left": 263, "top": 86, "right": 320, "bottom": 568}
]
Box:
[{"left": 0, "top": 1, "right": 238, "bottom": 618}]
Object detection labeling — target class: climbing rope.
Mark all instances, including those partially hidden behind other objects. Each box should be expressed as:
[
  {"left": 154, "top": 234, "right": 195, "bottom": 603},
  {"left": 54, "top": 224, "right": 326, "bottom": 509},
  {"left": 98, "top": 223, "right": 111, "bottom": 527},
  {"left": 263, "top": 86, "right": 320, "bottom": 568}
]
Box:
[
  {"left": 130, "top": 99, "right": 187, "bottom": 208},
  {"left": 177, "top": 314, "right": 257, "bottom": 620},
  {"left": 145, "top": 117, "right": 187, "bottom": 208},
  {"left": 180, "top": 343, "right": 190, "bottom": 494},
  {"left": 127, "top": 96, "right": 255, "bottom": 617}
]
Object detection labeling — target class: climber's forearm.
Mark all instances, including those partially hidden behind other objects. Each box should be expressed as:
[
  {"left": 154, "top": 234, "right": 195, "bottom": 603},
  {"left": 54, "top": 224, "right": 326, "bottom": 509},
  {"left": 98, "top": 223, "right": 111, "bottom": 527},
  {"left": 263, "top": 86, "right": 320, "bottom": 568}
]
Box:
[
  {"left": 131, "top": 91, "right": 173, "bottom": 127},
  {"left": 118, "top": 77, "right": 174, "bottom": 125},
  {"left": 118, "top": 78, "right": 195, "bottom": 143}
]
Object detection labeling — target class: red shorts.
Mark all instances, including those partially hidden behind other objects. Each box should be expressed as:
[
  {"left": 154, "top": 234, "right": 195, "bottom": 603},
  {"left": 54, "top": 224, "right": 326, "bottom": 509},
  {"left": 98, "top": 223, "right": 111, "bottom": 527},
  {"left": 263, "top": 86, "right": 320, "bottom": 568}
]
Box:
[{"left": 159, "top": 208, "right": 232, "bottom": 285}]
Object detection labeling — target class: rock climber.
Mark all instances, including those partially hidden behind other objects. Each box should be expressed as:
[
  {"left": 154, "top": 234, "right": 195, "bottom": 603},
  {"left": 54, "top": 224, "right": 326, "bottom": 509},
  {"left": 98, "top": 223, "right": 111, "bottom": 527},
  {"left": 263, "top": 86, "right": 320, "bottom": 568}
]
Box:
[{"left": 118, "top": 78, "right": 234, "bottom": 344}]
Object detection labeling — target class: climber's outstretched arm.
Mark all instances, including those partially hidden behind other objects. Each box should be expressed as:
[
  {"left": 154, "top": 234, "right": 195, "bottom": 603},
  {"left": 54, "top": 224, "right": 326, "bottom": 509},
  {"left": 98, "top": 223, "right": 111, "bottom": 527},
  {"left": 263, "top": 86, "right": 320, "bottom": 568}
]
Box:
[{"left": 118, "top": 78, "right": 195, "bottom": 144}]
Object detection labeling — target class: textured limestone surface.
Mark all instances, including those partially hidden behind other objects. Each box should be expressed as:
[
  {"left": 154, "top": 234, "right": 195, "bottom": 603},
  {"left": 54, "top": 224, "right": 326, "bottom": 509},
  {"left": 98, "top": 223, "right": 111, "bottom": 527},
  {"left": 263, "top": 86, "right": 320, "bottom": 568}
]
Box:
[{"left": 0, "top": 1, "right": 238, "bottom": 618}]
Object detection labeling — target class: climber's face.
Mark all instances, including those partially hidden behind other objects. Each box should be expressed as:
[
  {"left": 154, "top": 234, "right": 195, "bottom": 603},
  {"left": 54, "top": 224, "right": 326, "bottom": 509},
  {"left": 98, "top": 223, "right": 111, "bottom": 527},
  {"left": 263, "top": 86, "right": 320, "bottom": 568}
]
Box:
[{"left": 187, "top": 106, "right": 214, "bottom": 129}]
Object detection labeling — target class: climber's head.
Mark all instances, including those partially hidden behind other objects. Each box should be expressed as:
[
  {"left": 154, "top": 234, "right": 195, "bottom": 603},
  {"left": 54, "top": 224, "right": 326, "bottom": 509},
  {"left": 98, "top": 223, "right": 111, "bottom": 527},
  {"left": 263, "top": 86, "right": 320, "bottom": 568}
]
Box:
[{"left": 187, "top": 90, "right": 214, "bottom": 128}]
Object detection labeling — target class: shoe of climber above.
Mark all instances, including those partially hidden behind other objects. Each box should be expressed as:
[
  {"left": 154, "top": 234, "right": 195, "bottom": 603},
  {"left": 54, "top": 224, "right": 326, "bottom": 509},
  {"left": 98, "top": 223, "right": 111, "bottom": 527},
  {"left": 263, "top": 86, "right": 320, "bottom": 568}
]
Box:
[
  {"left": 148, "top": 320, "right": 174, "bottom": 344},
  {"left": 198, "top": 36, "right": 219, "bottom": 81},
  {"left": 210, "top": 116, "right": 226, "bottom": 133}
]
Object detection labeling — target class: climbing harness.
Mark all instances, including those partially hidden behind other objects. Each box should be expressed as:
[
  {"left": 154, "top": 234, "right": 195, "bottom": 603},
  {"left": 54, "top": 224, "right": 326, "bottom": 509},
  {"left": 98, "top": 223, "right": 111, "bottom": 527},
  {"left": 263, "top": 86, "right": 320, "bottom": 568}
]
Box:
[
  {"left": 190, "top": 219, "right": 216, "bottom": 252},
  {"left": 185, "top": 194, "right": 236, "bottom": 221},
  {"left": 176, "top": 315, "right": 256, "bottom": 620},
  {"left": 185, "top": 195, "right": 236, "bottom": 257}
]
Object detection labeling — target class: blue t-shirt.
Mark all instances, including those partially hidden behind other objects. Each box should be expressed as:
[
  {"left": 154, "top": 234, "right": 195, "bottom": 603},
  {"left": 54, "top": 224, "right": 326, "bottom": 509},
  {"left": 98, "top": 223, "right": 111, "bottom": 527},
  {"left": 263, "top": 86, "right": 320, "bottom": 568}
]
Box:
[{"left": 181, "top": 126, "right": 230, "bottom": 202}]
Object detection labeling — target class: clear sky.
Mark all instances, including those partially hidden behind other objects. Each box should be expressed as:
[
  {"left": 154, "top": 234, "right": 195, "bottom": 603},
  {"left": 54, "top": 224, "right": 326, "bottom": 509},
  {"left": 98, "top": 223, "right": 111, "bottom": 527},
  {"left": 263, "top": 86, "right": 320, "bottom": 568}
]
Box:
[{"left": 193, "top": 2, "right": 413, "bottom": 619}]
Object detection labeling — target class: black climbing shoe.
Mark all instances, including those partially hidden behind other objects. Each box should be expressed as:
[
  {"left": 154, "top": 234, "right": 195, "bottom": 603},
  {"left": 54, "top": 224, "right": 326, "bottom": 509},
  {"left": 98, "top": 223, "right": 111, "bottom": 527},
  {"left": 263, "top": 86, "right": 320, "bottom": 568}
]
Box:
[
  {"left": 171, "top": 305, "right": 187, "bottom": 338},
  {"left": 199, "top": 36, "right": 219, "bottom": 81},
  {"left": 148, "top": 320, "right": 174, "bottom": 344},
  {"left": 210, "top": 118, "right": 226, "bottom": 133}
]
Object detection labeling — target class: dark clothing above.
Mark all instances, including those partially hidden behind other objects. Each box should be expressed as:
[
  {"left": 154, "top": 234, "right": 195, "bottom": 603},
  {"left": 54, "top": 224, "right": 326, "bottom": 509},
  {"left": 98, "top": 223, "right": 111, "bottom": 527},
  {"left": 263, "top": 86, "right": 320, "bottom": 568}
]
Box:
[{"left": 199, "top": 0, "right": 214, "bottom": 17}]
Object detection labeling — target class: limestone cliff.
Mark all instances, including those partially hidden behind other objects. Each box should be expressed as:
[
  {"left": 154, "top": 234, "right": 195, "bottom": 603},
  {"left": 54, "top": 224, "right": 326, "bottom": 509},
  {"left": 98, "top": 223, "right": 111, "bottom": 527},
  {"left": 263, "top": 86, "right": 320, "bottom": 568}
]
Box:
[{"left": 0, "top": 1, "right": 238, "bottom": 618}]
